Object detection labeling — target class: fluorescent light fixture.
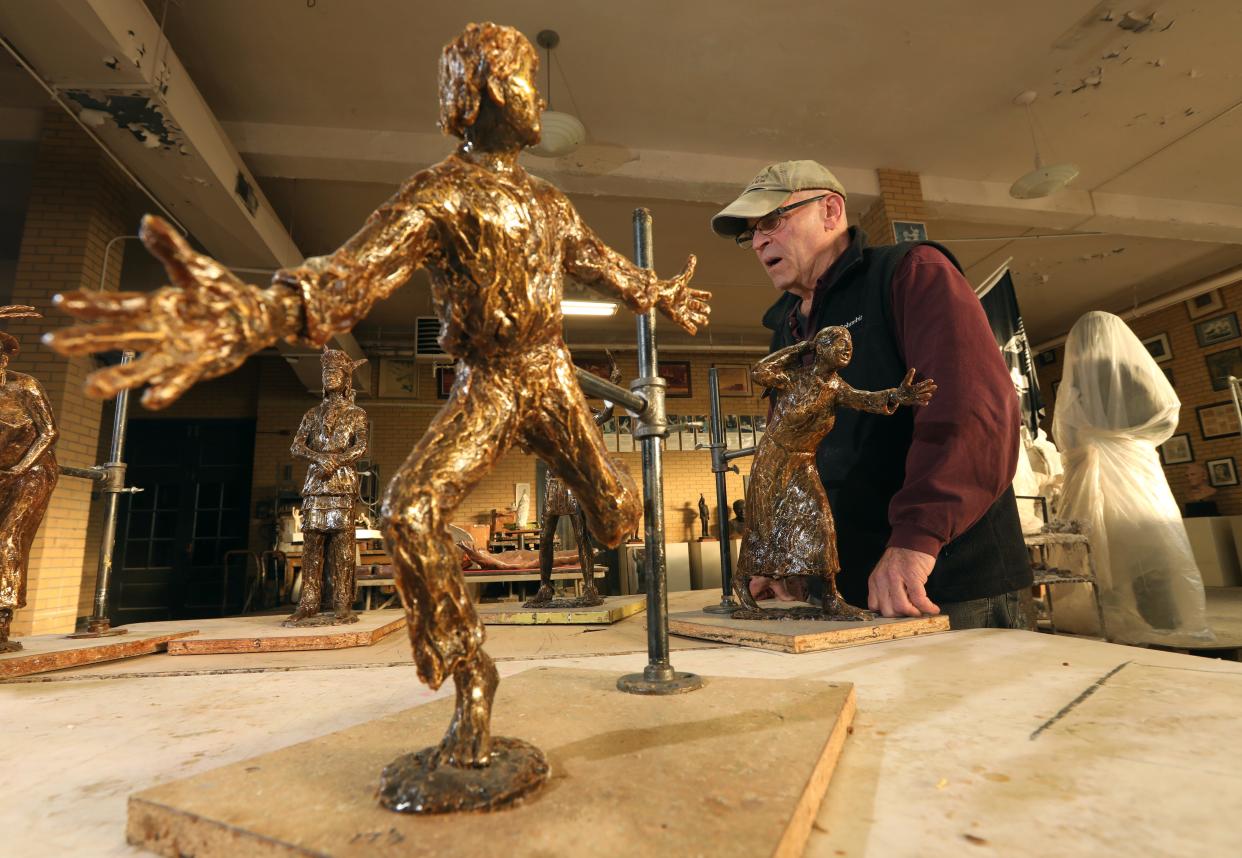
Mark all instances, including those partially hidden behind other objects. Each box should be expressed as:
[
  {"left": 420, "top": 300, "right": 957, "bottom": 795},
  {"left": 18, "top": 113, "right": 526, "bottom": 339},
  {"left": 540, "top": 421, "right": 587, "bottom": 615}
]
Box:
[{"left": 561, "top": 299, "right": 619, "bottom": 317}]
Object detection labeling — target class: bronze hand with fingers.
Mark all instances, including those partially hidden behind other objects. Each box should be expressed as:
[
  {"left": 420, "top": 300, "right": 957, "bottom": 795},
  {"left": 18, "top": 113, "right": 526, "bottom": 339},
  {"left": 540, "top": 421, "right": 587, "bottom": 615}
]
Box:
[
  {"left": 894, "top": 368, "right": 937, "bottom": 407},
  {"left": 46, "top": 215, "right": 300, "bottom": 409}
]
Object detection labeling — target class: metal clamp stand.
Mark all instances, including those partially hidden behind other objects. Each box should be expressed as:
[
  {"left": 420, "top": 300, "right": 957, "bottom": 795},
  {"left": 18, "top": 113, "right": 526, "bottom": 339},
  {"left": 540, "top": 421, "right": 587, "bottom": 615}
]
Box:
[
  {"left": 576, "top": 209, "right": 701, "bottom": 695},
  {"left": 698, "top": 367, "right": 755, "bottom": 613},
  {"left": 67, "top": 351, "right": 142, "bottom": 639}
]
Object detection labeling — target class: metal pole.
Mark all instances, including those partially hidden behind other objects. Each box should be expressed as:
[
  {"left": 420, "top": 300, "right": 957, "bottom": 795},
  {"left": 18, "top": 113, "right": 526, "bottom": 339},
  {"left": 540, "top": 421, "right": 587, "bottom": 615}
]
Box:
[
  {"left": 617, "top": 208, "right": 701, "bottom": 695},
  {"left": 69, "top": 351, "right": 138, "bottom": 637},
  {"left": 702, "top": 367, "right": 742, "bottom": 613}
]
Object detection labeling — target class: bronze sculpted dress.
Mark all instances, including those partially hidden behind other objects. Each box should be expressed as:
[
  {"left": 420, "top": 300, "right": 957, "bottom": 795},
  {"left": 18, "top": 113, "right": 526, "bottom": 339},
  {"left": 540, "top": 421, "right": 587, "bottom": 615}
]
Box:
[
  {"left": 285, "top": 348, "right": 369, "bottom": 627},
  {"left": 0, "top": 306, "right": 59, "bottom": 652},
  {"left": 734, "top": 326, "right": 934, "bottom": 620},
  {"left": 49, "top": 22, "right": 708, "bottom": 814}
]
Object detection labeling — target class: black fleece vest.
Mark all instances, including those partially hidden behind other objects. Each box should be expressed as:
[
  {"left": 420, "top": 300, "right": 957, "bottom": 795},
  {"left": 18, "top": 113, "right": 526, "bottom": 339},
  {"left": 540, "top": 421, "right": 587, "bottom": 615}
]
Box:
[{"left": 761, "top": 229, "right": 1032, "bottom": 605}]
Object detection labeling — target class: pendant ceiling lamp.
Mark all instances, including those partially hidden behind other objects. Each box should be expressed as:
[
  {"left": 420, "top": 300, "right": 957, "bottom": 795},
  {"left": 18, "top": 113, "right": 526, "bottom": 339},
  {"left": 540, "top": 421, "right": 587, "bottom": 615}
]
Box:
[
  {"left": 1009, "top": 90, "right": 1079, "bottom": 200},
  {"left": 530, "top": 29, "right": 586, "bottom": 158}
]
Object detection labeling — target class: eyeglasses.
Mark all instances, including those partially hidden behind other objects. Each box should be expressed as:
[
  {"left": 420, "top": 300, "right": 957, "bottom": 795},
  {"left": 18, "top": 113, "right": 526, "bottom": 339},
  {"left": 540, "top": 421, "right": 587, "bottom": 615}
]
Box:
[{"left": 735, "top": 194, "right": 829, "bottom": 247}]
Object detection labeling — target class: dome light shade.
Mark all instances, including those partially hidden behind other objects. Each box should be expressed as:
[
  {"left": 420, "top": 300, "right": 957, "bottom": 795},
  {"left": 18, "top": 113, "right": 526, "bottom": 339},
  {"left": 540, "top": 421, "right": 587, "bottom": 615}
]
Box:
[
  {"left": 530, "top": 110, "right": 585, "bottom": 158},
  {"left": 1009, "top": 162, "right": 1080, "bottom": 199}
]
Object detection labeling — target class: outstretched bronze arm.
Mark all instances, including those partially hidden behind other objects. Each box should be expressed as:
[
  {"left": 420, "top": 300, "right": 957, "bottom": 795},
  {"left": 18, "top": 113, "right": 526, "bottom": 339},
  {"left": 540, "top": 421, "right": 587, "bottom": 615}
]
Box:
[
  {"left": 560, "top": 202, "right": 709, "bottom": 335},
  {"left": 837, "top": 368, "right": 937, "bottom": 415},
  {"left": 752, "top": 340, "right": 813, "bottom": 390},
  {"left": 49, "top": 179, "right": 437, "bottom": 410}
]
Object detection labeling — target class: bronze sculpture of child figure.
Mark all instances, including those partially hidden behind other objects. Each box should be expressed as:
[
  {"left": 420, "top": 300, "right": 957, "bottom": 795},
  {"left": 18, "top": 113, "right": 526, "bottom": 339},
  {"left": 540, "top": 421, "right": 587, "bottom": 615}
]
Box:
[
  {"left": 49, "top": 21, "right": 708, "bottom": 814},
  {"left": 734, "top": 326, "right": 934, "bottom": 620}
]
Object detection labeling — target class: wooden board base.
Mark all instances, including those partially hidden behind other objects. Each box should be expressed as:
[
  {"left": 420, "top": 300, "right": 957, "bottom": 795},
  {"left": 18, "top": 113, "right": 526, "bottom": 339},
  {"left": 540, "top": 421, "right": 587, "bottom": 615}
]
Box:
[
  {"left": 0, "top": 623, "right": 198, "bottom": 679},
  {"left": 127, "top": 668, "right": 854, "bottom": 858},
  {"left": 669, "top": 601, "right": 949, "bottom": 653},
  {"left": 476, "top": 594, "right": 646, "bottom": 625},
  {"left": 166, "top": 611, "right": 404, "bottom": 656}
]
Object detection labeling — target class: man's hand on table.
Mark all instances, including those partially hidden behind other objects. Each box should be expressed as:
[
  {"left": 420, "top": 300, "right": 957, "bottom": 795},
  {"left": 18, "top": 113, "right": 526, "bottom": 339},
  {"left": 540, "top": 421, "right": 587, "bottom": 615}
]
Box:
[{"left": 867, "top": 547, "right": 939, "bottom": 617}]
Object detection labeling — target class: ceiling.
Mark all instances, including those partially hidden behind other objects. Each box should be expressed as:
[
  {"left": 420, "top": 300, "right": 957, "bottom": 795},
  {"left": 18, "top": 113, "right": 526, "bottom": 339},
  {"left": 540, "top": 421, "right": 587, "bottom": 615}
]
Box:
[{"left": 2, "top": 0, "right": 1242, "bottom": 350}]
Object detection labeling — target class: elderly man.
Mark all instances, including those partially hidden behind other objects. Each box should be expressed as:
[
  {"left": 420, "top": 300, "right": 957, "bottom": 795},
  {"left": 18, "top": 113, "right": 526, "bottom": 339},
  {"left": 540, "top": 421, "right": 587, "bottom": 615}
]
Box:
[{"left": 712, "top": 161, "right": 1032, "bottom": 629}]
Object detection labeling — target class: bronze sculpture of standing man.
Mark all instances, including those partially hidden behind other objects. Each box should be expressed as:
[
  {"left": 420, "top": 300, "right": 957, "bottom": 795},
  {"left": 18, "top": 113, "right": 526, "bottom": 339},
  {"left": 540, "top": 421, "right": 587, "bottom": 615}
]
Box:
[
  {"left": 0, "top": 306, "right": 59, "bottom": 652},
  {"left": 48, "top": 22, "right": 709, "bottom": 813},
  {"left": 285, "top": 347, "right": 369, "bottom": 627}
]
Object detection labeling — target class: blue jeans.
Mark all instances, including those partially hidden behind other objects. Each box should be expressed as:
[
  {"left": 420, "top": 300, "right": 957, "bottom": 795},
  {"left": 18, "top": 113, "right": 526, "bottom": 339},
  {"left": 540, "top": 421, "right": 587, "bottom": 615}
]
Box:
[{"left": 939, "top": 588, "right": 1033, "bottom": 630}]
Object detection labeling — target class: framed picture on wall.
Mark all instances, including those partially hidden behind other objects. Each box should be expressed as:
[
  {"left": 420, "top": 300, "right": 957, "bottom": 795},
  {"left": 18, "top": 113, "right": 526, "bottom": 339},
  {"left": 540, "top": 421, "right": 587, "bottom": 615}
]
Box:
[
  {"left": 1036, "top": 350, "right": 1057, "bottom": 366},
  {"left": 1159, "top": 433, "right": 1194, "bottom": 465},
  {"left": 1206, "top": 457, "right": 1238, "bottom": 488},
  {"left": 1186, "top": 289, "right": 1225, "bottom": 320},
  {"left": 714, "top": 364, "right": 753, "bottom": 397},
  {"left": 1194, "top": 312, "right": 1241, "bottom": 348},
  {"left": 1205, "top": 347, "right": 1242, "bottom": 392},
  {"left": 434, "top": 363, "right": 456, "bottom": 399},
  {"left": 377, "top": 358, "right": 419, "bottom": 398},
  {"left": 1140, "top": 333, "right": 1173, "bottom": 364},
  {"left": 1197, "top": 401, "right": 1241, "bottom": 439},
  {"left": 661, "top": 361, "right": 692, "bottom": 398}
]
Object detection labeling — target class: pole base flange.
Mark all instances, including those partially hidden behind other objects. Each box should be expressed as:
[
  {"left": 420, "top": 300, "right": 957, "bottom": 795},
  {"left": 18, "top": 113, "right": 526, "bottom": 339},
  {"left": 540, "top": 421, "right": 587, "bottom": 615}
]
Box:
[
  {"left": 702, "top": 599, "right": 741, "bottom": 614},
  {"left": 617, "top": 669, "right": 703, "bottom": 695},
  {"left": 66, "top": 627, "right": 129, "bottom": 639}
]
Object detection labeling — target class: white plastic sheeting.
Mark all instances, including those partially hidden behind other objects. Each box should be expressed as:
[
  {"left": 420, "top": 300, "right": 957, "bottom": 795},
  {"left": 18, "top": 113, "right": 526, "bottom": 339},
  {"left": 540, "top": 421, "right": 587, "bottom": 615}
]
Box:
[{"left": 1053, "top": 311, "right": 1212, "bottom": 644}]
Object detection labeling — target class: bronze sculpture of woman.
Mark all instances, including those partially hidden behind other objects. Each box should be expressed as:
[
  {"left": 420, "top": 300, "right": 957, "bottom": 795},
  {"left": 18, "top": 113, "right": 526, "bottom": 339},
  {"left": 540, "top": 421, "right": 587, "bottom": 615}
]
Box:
[
  {"left": 48, "top": 22, "right": 708, "bottom": 813},
  {"left": 284, "top": 347, "right": 369, "bottom": 627},
  {"left": 734, "top": 326, "right": 934, "bottom": 620},
  {"left": 0, "top": 306, "right": 59, "bottom": 651}
]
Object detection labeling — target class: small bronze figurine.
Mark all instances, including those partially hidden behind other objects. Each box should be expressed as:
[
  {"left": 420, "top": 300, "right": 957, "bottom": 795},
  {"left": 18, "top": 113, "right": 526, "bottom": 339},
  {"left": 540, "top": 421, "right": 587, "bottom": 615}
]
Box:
[
  {"left": 697, "top": 493, "right": 711, "bottom": 539},
  {"left": 733, "top": 326, "right": 934, "bottom": 620},
  {"left": 0, "top": 306, "right": 59, "bottom": 652},
  {"left": 284, "top": 347, "right": 369, "bottom": 627},
  {"left": 49, "top": 22, "right": 708, "bottom": 814},
  {"left": 524, "top": 352, "right": 619, "bottom": 609}
]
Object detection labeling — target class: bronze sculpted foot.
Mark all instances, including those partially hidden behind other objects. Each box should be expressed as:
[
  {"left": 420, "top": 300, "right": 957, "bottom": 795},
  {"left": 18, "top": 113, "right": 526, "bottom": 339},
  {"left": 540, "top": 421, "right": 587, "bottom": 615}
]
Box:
[{"left": 0, "top": 608, "right": 20, "bottom": 653}]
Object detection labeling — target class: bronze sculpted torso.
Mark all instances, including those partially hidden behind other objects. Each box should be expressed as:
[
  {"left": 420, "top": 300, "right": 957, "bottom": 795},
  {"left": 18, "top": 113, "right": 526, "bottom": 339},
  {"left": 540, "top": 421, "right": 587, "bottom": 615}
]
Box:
[
  {"left": 0, "top": 306, "right": 59, "bottom": 652},
  {"left": 733, "top": 326, "right": 934, "bottom": 620}
]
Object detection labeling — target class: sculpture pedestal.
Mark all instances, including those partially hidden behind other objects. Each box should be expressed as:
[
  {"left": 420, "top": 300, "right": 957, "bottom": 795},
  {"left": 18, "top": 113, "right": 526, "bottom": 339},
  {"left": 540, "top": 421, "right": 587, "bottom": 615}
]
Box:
[
  {"left": 687, "top": 538, "right": 741, "bottom": 590},
  {"left": 477, "top": 594, "right": 646, "bottom": 625},
  {"left": 166, "top": 612, "right": 404, "bottom": 655},
  {"left": 669, "top": 601, "right": 950, "bottom": 653},
  {"left": 126, "top": 668, "right": 855, "bottom": 858}
]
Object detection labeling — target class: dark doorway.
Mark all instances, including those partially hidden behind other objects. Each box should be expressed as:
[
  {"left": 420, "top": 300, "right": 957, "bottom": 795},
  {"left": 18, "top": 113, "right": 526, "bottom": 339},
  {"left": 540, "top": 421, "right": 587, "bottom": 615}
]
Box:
[{"left": 111, "top": 419, "right": 255, "bottom": 623}]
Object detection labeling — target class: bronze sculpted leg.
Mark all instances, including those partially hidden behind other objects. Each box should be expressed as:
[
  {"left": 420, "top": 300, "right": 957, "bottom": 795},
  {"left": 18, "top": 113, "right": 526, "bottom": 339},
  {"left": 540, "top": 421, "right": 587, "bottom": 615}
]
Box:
[
  {"left": 329, "top": 530, "right": 359, "bottom": 623},
  {"left": 284, "top": 530, "right": 325, "bottom": 626},
  {"left": 377, "top": 373, "right": 547, "bottom": 813},
  {"left": 524, "top": 510, "right": 560, "bottom": 606},
  {"left": 572, "top": 505, "right": 602, "bottom": 605}
]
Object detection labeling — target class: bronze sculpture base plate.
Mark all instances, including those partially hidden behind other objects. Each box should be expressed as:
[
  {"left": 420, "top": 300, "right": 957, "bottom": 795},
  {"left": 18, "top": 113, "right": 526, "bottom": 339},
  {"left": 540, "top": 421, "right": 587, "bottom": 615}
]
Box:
[
  {"left": 520, "top": 594, "right": 604, "bottom": 609},
  {"left": 281, "top": 611, "right": 360, "bottom": 628},
  {"left": 377, "top": 737, "right": 549, "bottom": 814},
  {"left": 0, "top": 640, "right": 21, "bottom": 653},
  {"left": 126, "top": 668, "right": 855, "bottom": 858},
  {"left": 730, "top": 606, "right": 874, "bottom": 622},
  {"left": 65, "top": 628, "right": 130, "bottom": 639}
]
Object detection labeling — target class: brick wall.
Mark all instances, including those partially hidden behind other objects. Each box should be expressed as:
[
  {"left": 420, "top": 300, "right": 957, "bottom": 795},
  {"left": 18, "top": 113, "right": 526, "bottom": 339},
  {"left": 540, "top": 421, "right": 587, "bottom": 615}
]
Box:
[
  {"left": 859, "top": 168, "right": 927, "bottom": 244},
  {"left": 1034, "top": 280, "right": 1242, "bottom": 514},
  {"left": 8, "top": 111, "right": 123, "bottom": 635}
]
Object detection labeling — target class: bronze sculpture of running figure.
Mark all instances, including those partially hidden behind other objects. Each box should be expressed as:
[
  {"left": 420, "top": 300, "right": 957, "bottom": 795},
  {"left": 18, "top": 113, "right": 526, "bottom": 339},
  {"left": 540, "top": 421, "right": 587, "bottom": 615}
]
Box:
[
  {"left": 47, "top": 21, "right": 708, "bottom": 812},
  {"left": 734, "top": 326, "right": 934, "bottom": 621}
]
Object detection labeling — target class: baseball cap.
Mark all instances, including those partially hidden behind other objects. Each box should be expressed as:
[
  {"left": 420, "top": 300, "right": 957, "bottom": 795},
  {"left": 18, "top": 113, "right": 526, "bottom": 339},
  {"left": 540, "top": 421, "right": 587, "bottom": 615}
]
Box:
[{"left": 711, "top": 160, "right": 847, "bottom": 238}]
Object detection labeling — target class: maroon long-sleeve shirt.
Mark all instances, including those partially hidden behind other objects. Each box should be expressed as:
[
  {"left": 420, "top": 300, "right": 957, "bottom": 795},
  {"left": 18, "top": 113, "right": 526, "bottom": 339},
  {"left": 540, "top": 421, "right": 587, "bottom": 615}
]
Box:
[{"left": 786, "top": 244, "right": 1020, "bottom": 558}]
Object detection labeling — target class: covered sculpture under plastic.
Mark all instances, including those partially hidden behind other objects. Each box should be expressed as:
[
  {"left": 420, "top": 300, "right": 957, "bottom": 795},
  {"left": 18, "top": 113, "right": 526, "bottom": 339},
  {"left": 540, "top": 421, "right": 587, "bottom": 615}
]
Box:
[{"left": 1052, "top": 311, "right": 1212, "bottom": 644}]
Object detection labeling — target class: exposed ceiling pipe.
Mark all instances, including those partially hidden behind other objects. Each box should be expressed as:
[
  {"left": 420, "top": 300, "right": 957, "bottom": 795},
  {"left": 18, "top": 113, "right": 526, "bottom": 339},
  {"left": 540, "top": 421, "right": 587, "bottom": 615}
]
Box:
[{"left": 1032, "top": 263, "right": 1242, "bottom": 353}]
